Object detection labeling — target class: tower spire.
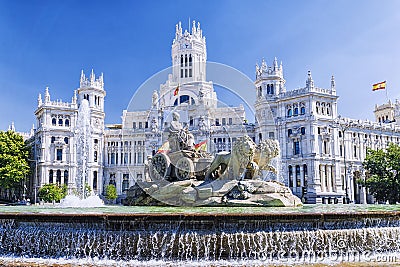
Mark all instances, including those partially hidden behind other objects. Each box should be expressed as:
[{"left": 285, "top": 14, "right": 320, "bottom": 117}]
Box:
[{"left": 45, "top": 87, "right": 50, "bottom": 103}]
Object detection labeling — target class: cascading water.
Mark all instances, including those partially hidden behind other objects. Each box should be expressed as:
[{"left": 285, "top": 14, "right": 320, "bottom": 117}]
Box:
[
  {"left": 60, "top": 99, "right": 103, "bottom": 207},
  {"left": 0, "top": 212, "right": 400, "bottom": 265}
]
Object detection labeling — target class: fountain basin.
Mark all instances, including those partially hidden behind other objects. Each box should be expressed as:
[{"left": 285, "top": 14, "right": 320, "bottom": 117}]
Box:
[{"left": 0, "top": 205, "right": 400, "bottom": 265}]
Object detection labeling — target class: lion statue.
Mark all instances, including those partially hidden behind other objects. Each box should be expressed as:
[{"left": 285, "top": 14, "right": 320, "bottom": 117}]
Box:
[
  {"left": 252, "top": 139, "right": 280, "bottom": 179},
  {"left": 205, "top": 135, "right": 256, "bottom": 181},
  {"left": 204, "top": 136, "right": 280, "bottom": 181}
]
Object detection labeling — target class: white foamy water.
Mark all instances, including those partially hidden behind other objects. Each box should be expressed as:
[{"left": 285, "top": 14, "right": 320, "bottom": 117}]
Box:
[{"left": 59, "top": 195, "right": 104, "bottom": 208}]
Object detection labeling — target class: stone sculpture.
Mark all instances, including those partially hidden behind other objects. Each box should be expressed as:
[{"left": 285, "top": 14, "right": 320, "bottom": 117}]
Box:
[{"left": 125, "top": 118, "right": 302, "bottom": 207}]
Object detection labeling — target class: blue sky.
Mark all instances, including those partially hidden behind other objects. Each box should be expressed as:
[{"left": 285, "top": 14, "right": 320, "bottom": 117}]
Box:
[{"left": 1, "top": 0, "right": 399, "bottom": 132}]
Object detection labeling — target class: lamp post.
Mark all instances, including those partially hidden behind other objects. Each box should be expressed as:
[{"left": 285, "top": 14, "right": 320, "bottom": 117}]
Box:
[{"left": 27, "top": 158, "right": 38, "bottom": 205}]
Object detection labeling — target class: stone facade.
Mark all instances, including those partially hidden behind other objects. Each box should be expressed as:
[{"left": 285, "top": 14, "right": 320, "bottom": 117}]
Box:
[{"left": 27, "top": 21, "right": 400, "bottom": 204}]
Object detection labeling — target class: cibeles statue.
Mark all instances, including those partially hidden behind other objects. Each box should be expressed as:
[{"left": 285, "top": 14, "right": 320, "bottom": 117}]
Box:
[
  {"left": 129, "top": 112, "right": 302, "bottom": 207},
  {"left": 166, "top": 112, "right": 195, "bottom": 151}
]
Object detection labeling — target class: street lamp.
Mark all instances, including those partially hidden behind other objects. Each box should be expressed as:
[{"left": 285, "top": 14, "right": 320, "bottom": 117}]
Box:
[{"left": 27, "top": 158, "right": 38, "bottom": 205}]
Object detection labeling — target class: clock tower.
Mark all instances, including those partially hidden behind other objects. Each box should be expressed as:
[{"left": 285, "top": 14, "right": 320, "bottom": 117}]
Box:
[{"left": 171, "top": 20, "right": 207, "bottom": 83}]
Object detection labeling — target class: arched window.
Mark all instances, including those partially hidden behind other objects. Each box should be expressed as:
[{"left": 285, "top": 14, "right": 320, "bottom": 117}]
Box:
[
  {"left": 189, "top": 54, "right": 192, "bottom": 66},
  {"left": 52, "top": 118, "right": 56, "bottom": 126},
  {"left": 316, "top": 102, "right": 320, "bottom": 114},
  {"left": 185, "top": 54, "right": 188, "bottom": 67},
  {"left": 301, "top": 127, "right": 306, "bottom": 135},
  {"left": 56, "top": 170, "right": 61, "bottom": 184},
  {"left": 288, "top": 129, "right": 292, "bottom": 137},
  {"left": 180, "top": 55, "right": 183, "bottom": 67},
  {"left": 259, "top": 133, "right": 262, "bottom": 141},
  {"left": 64, "top": 170, "right": 69, "bottom": 185},
  {"left": 51, "top": 136, "right": 55, "bottom": 143},
  {"left": 287, "top": 109, "right": 292, "bottom": 117},
  {"left": 94, "top": 151, "right": 98, "bottom": 162},
  {"left": 294, "top": 107, "right": 299, "bottom": 116},
  {"left": 64, "top": 137, "right": 69, "bottom": 144},
  {"left": 49, "top": 170, "right": 54, "bottom": 184},
  {"left": 270, "top": 84, "right": 274, "bottom": 94},
  {"left": 300, "top": 106, "right": 306, "bottom": 115},
  {"left": 180, "top": 95, "right": 190, "bottom": 104},
  {"left": 65, "top": 119, "right": 70, "bottom": 127}
]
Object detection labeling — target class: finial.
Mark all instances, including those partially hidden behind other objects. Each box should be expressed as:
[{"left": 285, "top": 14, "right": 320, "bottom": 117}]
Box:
[
  {"left": 9, "top": 122, "right": 15, "bottom": 131},
  {"left": 72, "top": 90, "right": 77, "bottom": 104},
  {"left": 273, "top": 57, "right": 278, "bottom": 70},
  {"left": 90, "top": 69, "right": 95, "bottom": 82},
  {"left": 45, "top": 86, "right": 50, "bottom": 103},
  {"left": 80, "top": 69, "right": 85, "bottom": 83},
  {"left": 38, "top": 93, "right": 42, "bottom": 107},
  {"left": 331, "top": 75, "right": 335, "bottom": 89},
  {"left": 306, "top": 71, "right": 314, "bottom": 89}
]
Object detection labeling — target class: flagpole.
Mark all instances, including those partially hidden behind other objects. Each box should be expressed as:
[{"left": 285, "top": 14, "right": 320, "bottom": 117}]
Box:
[{"left": 385, "top": 81, "right": 389, "bottom": 102}]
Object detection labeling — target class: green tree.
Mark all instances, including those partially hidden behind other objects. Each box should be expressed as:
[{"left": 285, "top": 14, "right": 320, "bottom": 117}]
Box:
[
  {"left": 105, "top": 184, "right": 117, "bottom": 202},
  {"left": 362, "top": 143, "right": 400, "bottom": 204},
  {"left": 38, "top": 184, "right": 65, "bottom": 203},
  {"left": 0, "top": 130, "right": 30, "bottom": 190}
]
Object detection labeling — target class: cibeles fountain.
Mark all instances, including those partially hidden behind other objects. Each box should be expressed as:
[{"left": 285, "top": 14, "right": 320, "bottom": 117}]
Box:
[
  {"left": 126, "top": 111, "right": 301, "bottom": 207},
  {"left": 60, "top": 99, "right": 104, "bottom": 207}
]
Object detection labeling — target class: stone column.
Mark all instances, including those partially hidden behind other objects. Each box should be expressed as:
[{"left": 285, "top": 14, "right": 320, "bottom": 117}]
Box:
[{"left": 327, "top": 165, "right": 332, "bottom": 192}]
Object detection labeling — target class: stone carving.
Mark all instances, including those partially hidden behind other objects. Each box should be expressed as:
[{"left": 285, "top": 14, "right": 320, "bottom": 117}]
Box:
[{"left": 126, "top": 121, "right": 302, "bottom": 207}]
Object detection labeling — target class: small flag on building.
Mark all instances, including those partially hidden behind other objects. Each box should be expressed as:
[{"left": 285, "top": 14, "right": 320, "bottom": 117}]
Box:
[
  {"left": 174, "top": 84, "right": 180, "bottom": 96},
  {"left": 372, "top": 81, "right": 386, "bottom": 91},
  {"left": 194, "top": 140, "right": 207, "bottom": 152}
]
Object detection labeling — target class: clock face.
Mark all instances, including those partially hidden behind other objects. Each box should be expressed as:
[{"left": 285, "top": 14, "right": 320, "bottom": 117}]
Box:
[{"left": 181, "top": 42, "right": 191, "bottom": 49}]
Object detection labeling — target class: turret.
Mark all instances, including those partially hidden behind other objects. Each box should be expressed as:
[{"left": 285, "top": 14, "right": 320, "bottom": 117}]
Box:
[{"left": 255, "top": 57, "right": 286, "bottom": 99}]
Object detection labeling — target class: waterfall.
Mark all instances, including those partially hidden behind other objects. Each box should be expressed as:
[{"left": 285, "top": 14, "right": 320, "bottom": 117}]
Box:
[{"left": 0, "top": 215, "right": 399, "bottom": 263}]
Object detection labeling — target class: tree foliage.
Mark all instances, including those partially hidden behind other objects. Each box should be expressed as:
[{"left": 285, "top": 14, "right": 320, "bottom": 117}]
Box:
[
  {"left": 0, "top": 130, "right": 30, "bottom": 189},
  {"left": 38, "top": 184, "right": 66, "bottom": 203},
  {"left": 105, "top": 184, "right": 117, "bottom": 201},
  {"left": 362, "top": 143, "right": 400, "bottom": 204}
]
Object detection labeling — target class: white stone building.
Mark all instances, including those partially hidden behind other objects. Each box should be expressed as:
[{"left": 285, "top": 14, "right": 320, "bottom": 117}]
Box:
[
  {"left": 254, "top": 58, "right": 400, "bottom": 204},
  {"left": 28, "top": 20, "right": 400, "bottom": 204},
  {"left": 31, "top": 71, "right": 105, "bottom": 198}
]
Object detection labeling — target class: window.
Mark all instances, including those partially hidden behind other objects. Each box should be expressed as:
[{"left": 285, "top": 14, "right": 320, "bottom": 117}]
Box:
[
  {"left": 122, "top": 174, "right": 129, "bottom": 191},
  {"left": 64, "top": 170, "right": 69, "bottom": 185},
  {"left": 111, "top": 153, "right": 115, "bottom": 165},
  {"left": 323, "top": 141, "right": 329, "bottom": 154},
  {"left": 354, "top": 145, "right": 357, "bottom": 158},
  {"left": 303, "top": 164, "right": 308, "bottom": 186},
  {"left": 180, "top": 55, "right": 183, "bottom": 67},
  {"left": 339, "top": 145, "right": 343, "bottom": 157},
  {"left": 259, "top": 133, "right": 262, "bottom": 142},
  {"left": 133, "top": 122, "right": 136, "bottom": 129},
  {"left": 222, "top": 118, "right": 226, "bottom": 125},
  {"left": 228, "top": 118, "right": 233, "bottom": 125},
  {"left": 294, "top": 107, "right": 299, "bottom": 116},
  {"left": 65, "top": 119, "right": 70, "bottom": 127},
  {"left": 258, "top": 87, "right": 262, "bottom": 97},
  {"left": 269, "top": 132, "right": 275, "bottom": 138},
  {"left": 51, "top": 136, "right": 56, "bottom": 143},
  {"left": 49, "top": 170, "right": 54, "bottom": 184},
  {"left": 64, "top": 137, "right": 69, "bottom": 144},
  {"left": 296, "top": 165, "right": 301, "bottom": 187},
  {"left": 189, "top": 54, "right": 192, "bottom": 66},
  {"left": 180, "top": 95, "right": 190, "bottom": 104},
  {"left": 56, "top": 149, "right": 62, "bottom": 161},
  {"left": 58, "top": 119, "right": 63, "bottom": 126},
  {"left": 294, "top": 141, "right": 300, "bottom": 155},
  {"left": 288, "top": 129, "right": 292, "bottom": 137},
  {"left": 215, "top": 119, "right": 220, "bottom": 126},
  {"left": 56, "top": 170, "right": 61, "bottom": 184},
  {"left": 288, "top": 166, "right": 293, "bottom": 187},
  {"left": 301, "top": 127, "right": 306, "bottom": 135},
  {"left": 94, "top": 151, "right": 98, "bottom": 162},
  {"left": 287, "top": 109, "right": 292, "bottom": 117},
  {"left": 93, "top": 171, "right": 98, "bottom": 190},
  {"left": 138, "top": 122, "right": 142, "bottom": 129},
  {"left": 189, "top": 116, "right": 194, "bottom": 126},
  {"left": 109, "top": 173, "right": 116, "bottom": 186},
  {"left": 52, "top": 118, "right": 56, "bottom": 126},
  {"left": 300, "top": 107, "right": 306, "bottom": 115}
]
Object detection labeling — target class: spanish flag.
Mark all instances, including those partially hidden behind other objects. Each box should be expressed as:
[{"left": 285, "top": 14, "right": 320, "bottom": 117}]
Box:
[
  {"left": 157, "top": 141, "right": 170, "bottom": 154},
  {"left": 194, "top": 140, "right": 207, "bottom": 152},
  {"left": 173, "top": 85, "right": 180, "bottom": 96},
  {"left": 372, "top": 81, "right": 386, "bottom": 91}
]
